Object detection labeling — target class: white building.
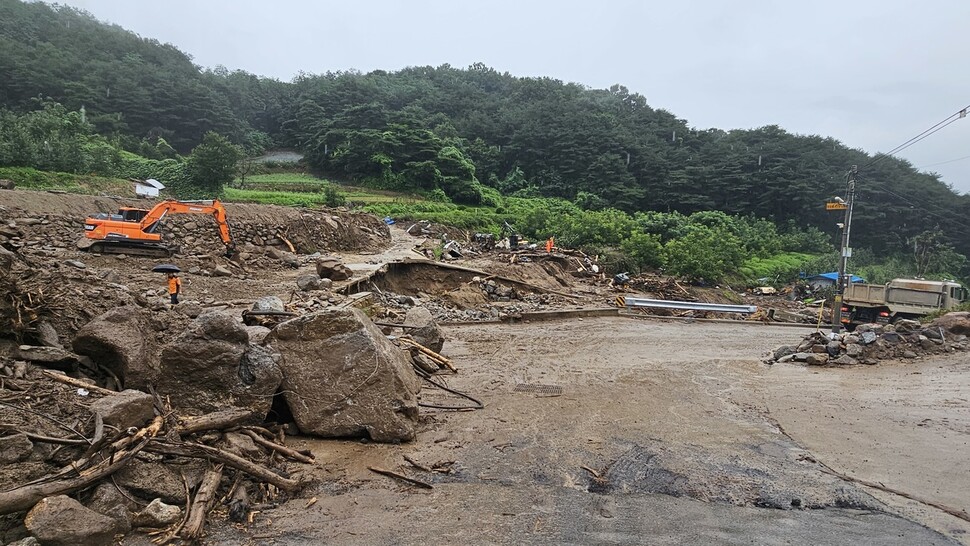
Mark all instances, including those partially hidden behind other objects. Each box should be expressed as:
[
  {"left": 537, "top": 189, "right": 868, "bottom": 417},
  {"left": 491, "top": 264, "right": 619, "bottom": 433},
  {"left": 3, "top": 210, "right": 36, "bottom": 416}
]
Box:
[{"left": 134, "top": 178, "right": 165, "bottom": 198}]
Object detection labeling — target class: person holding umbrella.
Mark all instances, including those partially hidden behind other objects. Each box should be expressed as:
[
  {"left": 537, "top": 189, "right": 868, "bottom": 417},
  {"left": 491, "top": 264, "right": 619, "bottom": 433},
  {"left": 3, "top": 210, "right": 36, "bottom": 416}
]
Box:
[
  {"left": 167, "top": 272, "right": 182, "bottom": 304},
  {"left": 153, "top": 264, "right": 182, "bottom": 305}
]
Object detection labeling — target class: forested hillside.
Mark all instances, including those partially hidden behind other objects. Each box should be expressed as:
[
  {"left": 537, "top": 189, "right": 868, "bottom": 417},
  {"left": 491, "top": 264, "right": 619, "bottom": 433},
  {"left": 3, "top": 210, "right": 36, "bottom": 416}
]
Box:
[{"left": 1, "top": 0, "right": 968, "bottom": 276}]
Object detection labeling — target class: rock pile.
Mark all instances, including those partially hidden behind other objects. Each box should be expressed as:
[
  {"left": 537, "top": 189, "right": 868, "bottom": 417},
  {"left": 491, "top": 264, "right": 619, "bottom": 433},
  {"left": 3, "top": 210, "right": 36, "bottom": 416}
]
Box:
[{"left": 768, "top": 313, "right": 970, "bottom": 366}]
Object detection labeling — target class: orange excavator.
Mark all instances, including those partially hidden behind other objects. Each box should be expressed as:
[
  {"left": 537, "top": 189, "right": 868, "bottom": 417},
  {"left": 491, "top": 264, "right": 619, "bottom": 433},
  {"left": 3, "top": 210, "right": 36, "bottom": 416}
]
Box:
[{"left": 80, "top": 199, "right": 236, "bottom": 257}]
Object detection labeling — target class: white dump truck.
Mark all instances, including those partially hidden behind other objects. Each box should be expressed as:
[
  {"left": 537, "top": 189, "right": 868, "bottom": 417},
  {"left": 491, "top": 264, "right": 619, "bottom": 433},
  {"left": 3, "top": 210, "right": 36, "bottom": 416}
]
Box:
[{"left": 840, "top": 278, "right": 967, "bottom": 327}]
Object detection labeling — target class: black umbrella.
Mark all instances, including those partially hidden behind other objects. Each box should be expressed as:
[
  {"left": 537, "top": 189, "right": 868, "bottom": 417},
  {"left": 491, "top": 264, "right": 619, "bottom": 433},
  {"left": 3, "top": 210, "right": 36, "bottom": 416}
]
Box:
[{"left": 151, "top": 264, "right": 181, "bottom": 274}]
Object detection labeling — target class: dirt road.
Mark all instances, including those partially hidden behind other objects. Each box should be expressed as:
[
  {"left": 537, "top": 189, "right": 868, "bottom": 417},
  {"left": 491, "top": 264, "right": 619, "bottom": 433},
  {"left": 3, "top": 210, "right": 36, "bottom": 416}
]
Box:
[{"left": 208, "top": 318, "right": 958, "bottom": 545}]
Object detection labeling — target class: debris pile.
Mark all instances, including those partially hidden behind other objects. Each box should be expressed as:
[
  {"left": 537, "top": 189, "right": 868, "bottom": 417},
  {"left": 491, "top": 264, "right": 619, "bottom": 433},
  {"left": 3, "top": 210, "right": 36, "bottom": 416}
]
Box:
[
  {"left": 767, "top": 313, "right": 970, "bottom": 366},
  {"left": 0, "top": 366, "right": 311, "bottom": 545}
]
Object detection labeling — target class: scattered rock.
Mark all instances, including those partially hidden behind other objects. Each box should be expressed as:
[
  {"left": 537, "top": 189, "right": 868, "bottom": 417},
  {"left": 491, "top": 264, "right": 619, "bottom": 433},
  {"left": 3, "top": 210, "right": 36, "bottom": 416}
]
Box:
[
  {"left": 296, "top": 274, "right": 324, "bottom": 291},
  {"left": 805, "top": 354, "right": 829, "bottom": 366},
  {"left": 252, "top": 296, "right": 285, "bottom": 313},
  {"left": 771, "top": 346, "right": 795, "bottom": 361},
  {"left": 213, "top": 265, "right": 233, "bottom": 277},
  {"left": 64, "top": 259, "right": 87, "bottom": 269},
  {"left": 15, "top": 345, "right": 81, "bottom": 372},
  {"left": 88, "top": 389, "right": 155, "bottom": 429},
  {"left": 34, "top": 320, "right": 62, "bottom": 348},
  {"left": 25, "top": 495, "right": 121, "bottom": 546},
  {"left": 403, "top": 306, "right": 445, "bottom": 353},
  {"left": 267, "top": 308, "right": 421, "bottom": 442},
  {"left": 315, "top": 256, "right": 352, "bottom": 281},
  {"left": 0, "top": 433, "right": 34, "bottom": 464},
  {"left": 116, "top": 460, "right": 204, "bottom": 504},
  {"left": 860, "top": 331, "right": 877, "bottom": 345},
  {"left": 845, "top": 343, "right": 863, "bottom": 357},
  {"left": 132, "top": 499, "right": 182, "bottom": 528},
  {"left": 831, "top": 355, "right": 858, "bottom": 365},
  {"left": 176, "top": 301, "right": 204, "bottom": 318},
  {"left": 902, "top": 350, "right": 918, "bottom": 359},
  {"left": 893, "top": 319, "right": 921, "bottom": 333}
]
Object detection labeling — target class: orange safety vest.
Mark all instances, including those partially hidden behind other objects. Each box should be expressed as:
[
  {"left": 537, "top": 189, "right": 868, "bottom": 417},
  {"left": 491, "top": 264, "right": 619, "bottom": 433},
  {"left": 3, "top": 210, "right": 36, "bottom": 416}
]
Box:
[
  {"left": 545, "top": 238, "right": 554, "bottom": 252},
  {"left": 168, "top": 276, "right": 181, "bottom": 294}
]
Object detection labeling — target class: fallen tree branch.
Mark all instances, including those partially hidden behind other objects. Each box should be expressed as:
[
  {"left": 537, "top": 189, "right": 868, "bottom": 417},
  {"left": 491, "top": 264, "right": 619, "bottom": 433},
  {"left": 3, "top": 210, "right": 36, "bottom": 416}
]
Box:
[
  {"left": 0, "top": 439, "right": 149, "bottom": 514},
  {"left": 398, "top": 338, "right": 457, "bottom": 372},
  {"left": 146, "top": 441, "right": 302, "bottom": 492},
  {"left": 368, "top": 466, "right": 433, "bottom": 490},
  {"left": 402, "top": 455, "right": 431, "bottom": 472},
  {"left": 41, "top": 370, "right": 116, "bottom": 396},
  {"left": 239, "top": 429, "right": 314, "bottom": 464}
]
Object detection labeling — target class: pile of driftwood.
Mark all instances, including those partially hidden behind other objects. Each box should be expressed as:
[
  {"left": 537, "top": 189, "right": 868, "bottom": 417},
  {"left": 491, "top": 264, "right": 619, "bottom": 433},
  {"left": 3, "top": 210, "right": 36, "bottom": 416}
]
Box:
[
  {"left": 0, "top": 371, "right": 312, "bottom": 544},
  {"left": 627, "top": 274, "right": 695, "bottom": 301}
]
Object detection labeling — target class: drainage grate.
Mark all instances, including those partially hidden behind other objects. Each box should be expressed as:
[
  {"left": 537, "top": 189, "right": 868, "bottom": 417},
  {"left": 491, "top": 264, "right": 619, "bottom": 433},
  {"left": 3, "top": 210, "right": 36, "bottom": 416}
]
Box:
[{"left": 514, "top": 383, "right": 563, "bottom": 395}]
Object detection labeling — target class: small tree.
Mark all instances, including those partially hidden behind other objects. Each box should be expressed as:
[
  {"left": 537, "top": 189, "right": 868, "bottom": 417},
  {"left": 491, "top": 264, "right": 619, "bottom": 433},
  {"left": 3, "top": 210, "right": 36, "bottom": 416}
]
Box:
[
  {"left": 663, "top": 225, "right": 744, "bottom": 282},
  {"left": 621, "top": 231, "right": 664, "bottom": 272},
  {"left": 185, "top": 132, "right": 242, "bottom": 196}
]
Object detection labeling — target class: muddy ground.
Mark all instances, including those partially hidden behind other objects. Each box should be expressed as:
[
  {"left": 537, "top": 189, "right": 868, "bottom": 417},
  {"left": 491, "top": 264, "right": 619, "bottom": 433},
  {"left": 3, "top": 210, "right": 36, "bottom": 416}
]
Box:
[
  {"left": 195, "top": 318, "right": 964, "bottom": 545},
  {"left": 2, "top": 190, "right": 968, "bottom": 545}
]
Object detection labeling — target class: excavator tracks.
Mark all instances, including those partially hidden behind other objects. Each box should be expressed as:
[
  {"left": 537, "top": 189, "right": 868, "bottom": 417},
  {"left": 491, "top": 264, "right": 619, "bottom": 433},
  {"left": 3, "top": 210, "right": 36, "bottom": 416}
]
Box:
[{"left": 87, "top": 241, "right": 173, "bottom": 258}]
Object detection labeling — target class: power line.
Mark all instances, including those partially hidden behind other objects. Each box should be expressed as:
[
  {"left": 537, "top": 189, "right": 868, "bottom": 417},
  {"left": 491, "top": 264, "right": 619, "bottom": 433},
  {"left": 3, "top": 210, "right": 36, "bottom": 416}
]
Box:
[
  {"left": 856, "top": 173, "right": 970, "bottom": 234},
  {"left": 918, "top": 152, "right": 970, "bottom": 169},
  {"left": 865, "top": 104, "right": 969, "bottom": 169}
]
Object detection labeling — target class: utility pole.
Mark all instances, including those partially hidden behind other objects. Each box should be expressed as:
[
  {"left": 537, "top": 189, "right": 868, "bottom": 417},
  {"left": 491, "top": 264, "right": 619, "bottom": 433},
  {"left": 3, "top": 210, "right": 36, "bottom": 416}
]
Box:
[{"left": 831, "top": 165, "right": 857, "bottom": 337}]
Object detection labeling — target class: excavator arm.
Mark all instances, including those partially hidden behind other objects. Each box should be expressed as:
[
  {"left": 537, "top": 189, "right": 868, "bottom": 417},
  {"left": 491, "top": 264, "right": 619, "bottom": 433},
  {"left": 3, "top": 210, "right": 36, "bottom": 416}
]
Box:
[{"left": 141, "top": 200, "right": 236, "bottom": 256}]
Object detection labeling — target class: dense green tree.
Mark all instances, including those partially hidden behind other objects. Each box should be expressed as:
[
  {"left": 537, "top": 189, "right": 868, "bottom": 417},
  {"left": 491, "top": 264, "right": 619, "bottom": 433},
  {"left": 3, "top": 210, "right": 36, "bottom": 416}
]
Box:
[{"left": 185, "top": 132, "right": 242, "bottom": 196}]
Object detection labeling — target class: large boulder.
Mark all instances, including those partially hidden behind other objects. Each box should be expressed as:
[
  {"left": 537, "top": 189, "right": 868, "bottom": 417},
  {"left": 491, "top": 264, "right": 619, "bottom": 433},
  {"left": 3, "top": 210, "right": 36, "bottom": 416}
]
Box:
[
  {"left": 72, "top": 306, "right": 159, "bottom": 388},
  {"left": 266, "top": 309, "right": 421, "bottom": 442},
  {"left": 403, "top": 306, "right": 445, "bottom": 353},
  {"left": 154, "top": 312, "right": 282, "bottom": 417},
  {"left": 25, "top": 495, "right": 122, "bottom": 546},
  {"left": 315, "top": 256, "right": 352, "bottom": 281},
  {"left": 931, "top": 311, "right": 970, "bottom": 336}
]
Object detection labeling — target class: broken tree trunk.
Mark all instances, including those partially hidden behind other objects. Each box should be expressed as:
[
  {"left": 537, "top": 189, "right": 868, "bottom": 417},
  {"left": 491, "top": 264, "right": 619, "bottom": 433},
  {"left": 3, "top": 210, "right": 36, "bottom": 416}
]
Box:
[
  {"left": 181, "top": 464, "right": 224, "bottom": 541},
  {"left": 177, "top": 409, "right": 255, "bottom": 435}
]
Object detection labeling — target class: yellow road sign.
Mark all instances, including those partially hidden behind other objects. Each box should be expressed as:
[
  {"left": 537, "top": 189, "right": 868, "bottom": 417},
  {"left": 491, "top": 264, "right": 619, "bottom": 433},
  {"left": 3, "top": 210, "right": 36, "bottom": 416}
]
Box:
[
  {"left": 826, "top": 202, "right": 848, "bottom": 210},
  {"left": 615, "top": 296, "right": 626, "bottom": 308}
]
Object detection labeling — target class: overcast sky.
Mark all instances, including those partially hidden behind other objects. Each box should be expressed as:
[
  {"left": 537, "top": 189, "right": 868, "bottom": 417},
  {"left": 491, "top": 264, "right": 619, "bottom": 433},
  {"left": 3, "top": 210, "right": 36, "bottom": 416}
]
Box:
[{"left": 57, "top": 0, "right": 970, "bottom": 194}]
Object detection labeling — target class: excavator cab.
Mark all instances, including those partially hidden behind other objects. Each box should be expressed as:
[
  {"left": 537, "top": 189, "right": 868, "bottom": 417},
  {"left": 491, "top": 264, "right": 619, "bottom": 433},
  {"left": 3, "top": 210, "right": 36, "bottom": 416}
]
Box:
[{"left": 118, "top": 207, "right": 150, "bottom": 222}]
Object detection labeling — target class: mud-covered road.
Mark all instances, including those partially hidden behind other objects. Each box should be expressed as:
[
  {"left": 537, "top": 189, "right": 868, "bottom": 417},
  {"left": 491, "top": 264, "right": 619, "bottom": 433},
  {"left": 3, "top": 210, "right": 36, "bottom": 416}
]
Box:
[{"left": 208, "top": 318, "right": 964, "bottom": 545}]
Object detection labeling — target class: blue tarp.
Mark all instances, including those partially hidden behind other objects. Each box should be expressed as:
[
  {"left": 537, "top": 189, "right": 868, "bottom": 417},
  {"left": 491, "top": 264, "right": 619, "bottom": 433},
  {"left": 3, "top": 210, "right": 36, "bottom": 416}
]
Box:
[{"left": 810, "top": 272, "right": 865, "bottom": 283}]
